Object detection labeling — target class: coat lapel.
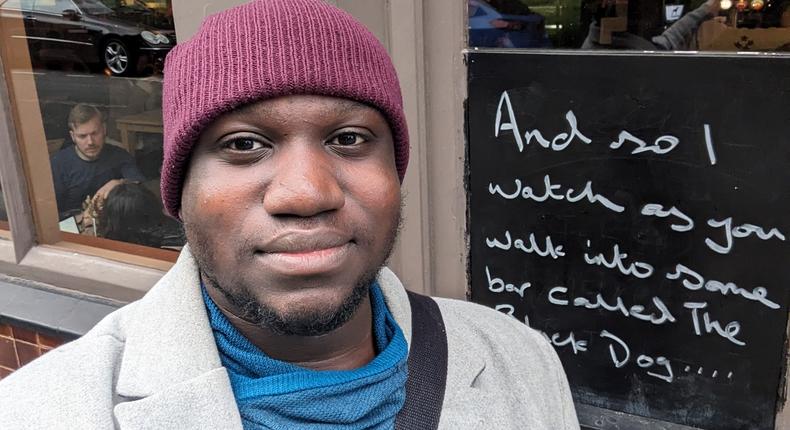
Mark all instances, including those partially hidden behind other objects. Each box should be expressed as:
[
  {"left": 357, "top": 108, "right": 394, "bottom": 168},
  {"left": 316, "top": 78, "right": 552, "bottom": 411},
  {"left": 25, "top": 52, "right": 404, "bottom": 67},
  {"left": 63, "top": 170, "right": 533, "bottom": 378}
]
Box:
[
  {"left": 113, "top": 246, "right": 243, "bottom": 429},
  {"left": 114, "top": 368, "right": 240, "bottom": 430},
  {"left": 377, "top": 267, "right": 487, "bottom": 390}
]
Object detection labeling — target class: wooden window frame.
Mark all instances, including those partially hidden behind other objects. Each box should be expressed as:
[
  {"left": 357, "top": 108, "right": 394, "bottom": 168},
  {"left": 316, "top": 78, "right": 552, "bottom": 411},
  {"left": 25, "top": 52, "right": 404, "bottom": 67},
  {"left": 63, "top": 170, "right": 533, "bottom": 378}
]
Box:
[{"left": 0, "top": 15, "right": 168, "bottom": 302}]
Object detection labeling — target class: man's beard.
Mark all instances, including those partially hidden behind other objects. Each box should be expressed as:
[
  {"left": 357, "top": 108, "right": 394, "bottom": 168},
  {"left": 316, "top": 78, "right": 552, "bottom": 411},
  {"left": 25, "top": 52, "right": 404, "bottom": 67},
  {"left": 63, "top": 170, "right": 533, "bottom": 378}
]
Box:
[
  {"left": 202, "top": 264, "right": 380, "bottom": 336},
  {"left": 193, "top": 204, "right": 403, "bottom": 337}
]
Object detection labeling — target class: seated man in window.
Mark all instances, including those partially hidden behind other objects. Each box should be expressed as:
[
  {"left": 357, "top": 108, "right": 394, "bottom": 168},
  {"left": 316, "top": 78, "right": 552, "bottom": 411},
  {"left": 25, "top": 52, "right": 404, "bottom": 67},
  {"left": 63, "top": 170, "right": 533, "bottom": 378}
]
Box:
[{"left": 50, "top": 104, "right": 145, "bottom": 219}]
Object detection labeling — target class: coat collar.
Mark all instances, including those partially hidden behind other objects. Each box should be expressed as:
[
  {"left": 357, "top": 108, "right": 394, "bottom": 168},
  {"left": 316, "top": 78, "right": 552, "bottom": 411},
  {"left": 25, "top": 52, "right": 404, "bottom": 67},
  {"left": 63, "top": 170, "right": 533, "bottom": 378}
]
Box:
[
  {"left": 113, "top": 246, "right": 415, "bottom": 428},
  {"left": 114, "top": 245, "right": 243, "bottom": 428}
]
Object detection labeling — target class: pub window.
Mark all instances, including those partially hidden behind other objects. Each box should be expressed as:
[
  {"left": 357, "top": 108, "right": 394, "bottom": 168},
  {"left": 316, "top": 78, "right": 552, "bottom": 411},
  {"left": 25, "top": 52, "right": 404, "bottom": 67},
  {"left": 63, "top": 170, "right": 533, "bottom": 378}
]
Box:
[
  {"left": 0, "top": 0, "right": 182, "bottom": 266},
  {"left": 467, "top": 0, "right": 790, "bottom": 52}
]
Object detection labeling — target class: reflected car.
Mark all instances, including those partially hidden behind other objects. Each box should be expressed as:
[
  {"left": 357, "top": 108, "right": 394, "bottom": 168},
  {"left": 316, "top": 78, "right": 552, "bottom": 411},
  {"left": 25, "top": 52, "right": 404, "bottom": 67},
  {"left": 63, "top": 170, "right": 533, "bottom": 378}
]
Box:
[
  {"left": 468, "top": 0, "right": 551, "bottom": 48},
  {"left": 98, "top": 0, "right": 173, "bottom": 30},
  {"left": 0, "top": 0, "right": 175, "bottom": 76}
]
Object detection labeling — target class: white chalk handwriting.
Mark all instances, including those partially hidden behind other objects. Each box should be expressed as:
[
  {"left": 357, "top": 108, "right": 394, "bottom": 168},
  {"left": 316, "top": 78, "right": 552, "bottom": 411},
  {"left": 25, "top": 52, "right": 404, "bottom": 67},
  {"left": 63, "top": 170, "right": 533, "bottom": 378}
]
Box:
[
  {"left": 640, "top": 203, "right": 694, "bottom": 232},
  {"left": 494, "top": 91, "right": 592, "bottom": 152},
  {"left": 547, "top": 331, "right": 589, "bottom": 355},
  {"left": 548, "top": 286, "right": 676, "bottom": 325},
  {"left": 584, "top": 241, "right": 655, "bottom": 279},
  {"left": 666, "top": 263, "right": 780, "bottom": 310},
  {"left": 488, "top": 174, "right": 625, "bottom": 213},
  {"left": 600, "top": 330, "right": 674, "bottom": 383},
  {"left": 684, "top": 302, "right": 745, "bottom": 346},
  {"left": 485, "top": 230, "right": 566, "bottom": 259},
  {"left": 705, "top": 217, "right": 786, "bottom": 254},
  {"left": 609, "top": 131, "right": 679, "bottom": 155},
  {"left": 486, "top": 266, "right": 531, "bottom": 298}
]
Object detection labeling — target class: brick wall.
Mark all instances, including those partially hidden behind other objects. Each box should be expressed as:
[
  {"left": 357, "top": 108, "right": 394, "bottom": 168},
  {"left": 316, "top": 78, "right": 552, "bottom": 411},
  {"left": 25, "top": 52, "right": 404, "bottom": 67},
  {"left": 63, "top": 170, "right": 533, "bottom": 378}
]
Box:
[{"left": 0, "top": 322, "right": 67, "bottom": 380}]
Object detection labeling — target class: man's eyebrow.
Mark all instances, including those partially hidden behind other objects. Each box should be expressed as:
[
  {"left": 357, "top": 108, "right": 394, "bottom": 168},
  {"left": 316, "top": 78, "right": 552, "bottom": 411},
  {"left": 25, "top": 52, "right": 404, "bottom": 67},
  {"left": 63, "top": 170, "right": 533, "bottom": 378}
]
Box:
[
  {"left": 234, "top": 102, "right": 265, "bottom": 118},
  {"left": 333, "top": 99, "right": 373, "bottom": 114}
]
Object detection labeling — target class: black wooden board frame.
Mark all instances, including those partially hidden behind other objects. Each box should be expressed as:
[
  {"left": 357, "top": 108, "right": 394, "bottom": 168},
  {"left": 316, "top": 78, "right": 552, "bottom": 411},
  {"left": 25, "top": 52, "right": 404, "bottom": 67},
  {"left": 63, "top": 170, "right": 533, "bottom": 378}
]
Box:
[
  {"left": 463, "top": 48, "right": 790, "bottom": 430},
  {"left": 577, "top": 403, "right": 702, "bottom": 430}
]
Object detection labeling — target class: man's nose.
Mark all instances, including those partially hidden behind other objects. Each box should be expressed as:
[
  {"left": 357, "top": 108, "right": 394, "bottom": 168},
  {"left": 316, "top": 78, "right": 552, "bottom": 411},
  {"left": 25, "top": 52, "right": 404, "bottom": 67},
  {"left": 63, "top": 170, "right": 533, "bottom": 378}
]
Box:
[{"left": 263, "top": 145, "right": 345, "bottom": 217}]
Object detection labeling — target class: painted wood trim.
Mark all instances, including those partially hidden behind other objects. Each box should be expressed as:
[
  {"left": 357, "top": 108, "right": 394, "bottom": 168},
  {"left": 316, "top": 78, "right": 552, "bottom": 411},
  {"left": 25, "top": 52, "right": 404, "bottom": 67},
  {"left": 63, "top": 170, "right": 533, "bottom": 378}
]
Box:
[
  {"left": 577, "top": 403, "right": 703, "bottom": 429},
  {"left": 0, "top": 17, "right": 61, "bottom": 245},
  {"left": 10, "top": 245, "right": 164, "bottom": 302},
  {"left": 422, "top": 0, "right": 468, "bottom": 299},
  {"left": 54, "top": 237, "right": 177, "bottom": 270},
  {"left": 0, "top": 38, "right": 36, "bottom": 262},
  {"left": 777, "top": 316, "right": 790, "bottom": 429},
  {"left": 385, "top": 0, "right": 431, "bottom": 296}
]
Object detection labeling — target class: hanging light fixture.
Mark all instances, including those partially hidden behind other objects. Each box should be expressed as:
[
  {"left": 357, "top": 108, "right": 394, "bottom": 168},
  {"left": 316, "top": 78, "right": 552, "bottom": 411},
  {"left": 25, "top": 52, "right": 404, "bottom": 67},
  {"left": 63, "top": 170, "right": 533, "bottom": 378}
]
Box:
[{"left": 720, "top": 0, "right": 733, "bottom": 9}]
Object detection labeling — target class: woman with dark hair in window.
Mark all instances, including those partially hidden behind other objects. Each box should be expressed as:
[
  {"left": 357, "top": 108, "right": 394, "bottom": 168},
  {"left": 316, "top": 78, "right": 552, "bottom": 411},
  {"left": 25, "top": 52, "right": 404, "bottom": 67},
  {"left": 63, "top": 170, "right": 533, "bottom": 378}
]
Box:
[{"left": 96, "top": 182, "right": 183, "bottom": 248}]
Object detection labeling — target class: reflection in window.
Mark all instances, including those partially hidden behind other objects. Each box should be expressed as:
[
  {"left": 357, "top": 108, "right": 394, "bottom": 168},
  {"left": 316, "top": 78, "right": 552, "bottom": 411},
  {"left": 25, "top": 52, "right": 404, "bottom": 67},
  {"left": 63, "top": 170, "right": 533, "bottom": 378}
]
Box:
[
  {"left": 1, "top": 0, "right": 183, "bottom": 251},
  {"left": 33, "top": 0, "right": 75, "bottom": 14},
  {"left": 469, "top": 0, "right": 552, "bottom": 48},
  {"left": 94, "top": 182, "right": 183, "bottom": 248},
  {"left": 2, "top": 0, "right": 30, "bottom": 10},
  {"left": 0, "top": 183, "right": 8, "bottom": 228},
  {"left": 468, "top": 0, "right": 790, "bottom": 51}
]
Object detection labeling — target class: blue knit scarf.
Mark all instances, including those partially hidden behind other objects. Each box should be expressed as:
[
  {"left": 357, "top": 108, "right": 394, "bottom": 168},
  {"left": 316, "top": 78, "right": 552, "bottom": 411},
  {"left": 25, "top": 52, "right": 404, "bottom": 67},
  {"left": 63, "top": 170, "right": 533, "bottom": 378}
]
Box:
[{"left": 202, "top": 282, "right": 408, "bottom": 430}]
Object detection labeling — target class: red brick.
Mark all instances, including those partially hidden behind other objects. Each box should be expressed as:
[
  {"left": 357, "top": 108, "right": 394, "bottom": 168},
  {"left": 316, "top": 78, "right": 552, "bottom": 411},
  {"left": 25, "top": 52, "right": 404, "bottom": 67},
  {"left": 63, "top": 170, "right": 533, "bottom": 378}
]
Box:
[
  {"left": 11, "top": 326, "right": 37, "bottom": 344},
  {"left": 0, "top": 366, "right": 12, "bottom": 380},
  {"left": 0, "top": 337, "right": 18, "bottom": 369},
  {"left": 0, "top": 324, "right": 11, "bottom": 338},
  {"left": 15, "top": 341, "right": 40, "bottom": 367},
  {"left": 37, "top": 333, "right": 64, "bottom": 349}
]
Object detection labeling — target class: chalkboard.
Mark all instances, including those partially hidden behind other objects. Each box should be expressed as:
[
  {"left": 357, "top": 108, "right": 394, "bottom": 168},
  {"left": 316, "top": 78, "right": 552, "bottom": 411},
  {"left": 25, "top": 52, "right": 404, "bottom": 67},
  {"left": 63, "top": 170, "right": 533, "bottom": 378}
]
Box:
[{"left": 467, "top": 51, "right": 790, "bottom": 430}]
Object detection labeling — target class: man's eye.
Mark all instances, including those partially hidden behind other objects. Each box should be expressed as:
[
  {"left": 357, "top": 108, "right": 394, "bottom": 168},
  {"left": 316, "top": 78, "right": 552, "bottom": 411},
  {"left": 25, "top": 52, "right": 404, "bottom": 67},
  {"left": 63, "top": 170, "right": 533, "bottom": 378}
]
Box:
[
  {"left": 331, "top": 133, "right": 365, "bottom": 146},
  {"left": 226, "top": 138, "right": 263, "bottom": 151}
]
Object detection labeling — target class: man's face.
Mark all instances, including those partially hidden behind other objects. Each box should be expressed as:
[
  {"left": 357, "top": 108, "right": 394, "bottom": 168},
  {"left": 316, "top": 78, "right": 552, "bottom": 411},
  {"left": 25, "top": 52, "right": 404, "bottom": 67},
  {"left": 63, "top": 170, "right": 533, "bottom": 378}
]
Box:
[
  {"left": 70, "top": 115, "right": 106, "bottom": 161},
  {"left": 181, "top": 95, "right": 401, "bottom": 335}
]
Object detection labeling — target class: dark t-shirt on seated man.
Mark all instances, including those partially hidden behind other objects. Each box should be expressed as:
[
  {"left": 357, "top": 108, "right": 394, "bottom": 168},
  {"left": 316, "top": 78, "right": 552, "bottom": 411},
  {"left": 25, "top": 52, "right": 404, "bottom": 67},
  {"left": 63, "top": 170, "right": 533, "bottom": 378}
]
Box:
[
  {"left": 50, "top": 105, "right": 145, "bottom": 219},
  {"left": 51, "top": 144, "right": 145, "bottom": 219}
]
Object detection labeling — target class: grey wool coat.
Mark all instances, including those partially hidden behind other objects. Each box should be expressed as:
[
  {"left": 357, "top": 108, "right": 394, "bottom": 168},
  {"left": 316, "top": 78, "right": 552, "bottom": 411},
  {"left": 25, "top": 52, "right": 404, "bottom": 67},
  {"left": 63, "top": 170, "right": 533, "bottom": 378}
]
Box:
[{"left": 0, "top": 246, "right": 580, "bottom": 429}]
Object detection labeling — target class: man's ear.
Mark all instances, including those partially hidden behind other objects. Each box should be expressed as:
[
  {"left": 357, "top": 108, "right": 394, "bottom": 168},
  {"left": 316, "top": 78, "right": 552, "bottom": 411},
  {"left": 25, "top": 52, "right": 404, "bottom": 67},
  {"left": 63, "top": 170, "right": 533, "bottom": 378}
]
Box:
[{"left": 69, "top": 129, "right": 76, "bottom": 141}]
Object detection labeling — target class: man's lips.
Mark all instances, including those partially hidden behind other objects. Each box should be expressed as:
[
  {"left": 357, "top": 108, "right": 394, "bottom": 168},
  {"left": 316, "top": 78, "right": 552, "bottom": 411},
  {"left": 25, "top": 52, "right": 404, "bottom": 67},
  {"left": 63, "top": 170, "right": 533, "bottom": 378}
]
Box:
[{"left": 254, "top": 230, "right": 354, "bottom": 275}]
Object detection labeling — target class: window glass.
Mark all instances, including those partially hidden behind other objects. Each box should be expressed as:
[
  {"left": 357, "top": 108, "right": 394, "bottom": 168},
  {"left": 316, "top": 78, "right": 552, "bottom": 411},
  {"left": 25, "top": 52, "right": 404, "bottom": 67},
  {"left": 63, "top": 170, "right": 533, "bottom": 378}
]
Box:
[
  {"left": 0, "top": 181, "right": 9, "bottom": 233},
  {"left": 468, "top": 0, "right": 790, "bottom": 52},
  {"left": 0, "top": 0, "right": 33, "bottom": 11},
  {"left": 1, "top": 0, "right": 182, "bottom": 257},
  {"left": 33, "top": 0, "right": 75, "bottom": 14},
  {"left": 73, "top": 0, "right": 113, "bottom": 15}
]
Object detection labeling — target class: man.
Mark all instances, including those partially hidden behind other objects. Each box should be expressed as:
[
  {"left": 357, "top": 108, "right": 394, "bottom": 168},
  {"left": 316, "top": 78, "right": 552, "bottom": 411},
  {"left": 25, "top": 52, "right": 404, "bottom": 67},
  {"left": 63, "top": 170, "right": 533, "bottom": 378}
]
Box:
[
  {"left": 50, "top": 104, "right": 145, "bottom": 219},
  {"left": 0, "top": 1, "right": 579, "bottom": 429},
  {"left": 581, "top": 0, "right": 720, "bottom": 50}
]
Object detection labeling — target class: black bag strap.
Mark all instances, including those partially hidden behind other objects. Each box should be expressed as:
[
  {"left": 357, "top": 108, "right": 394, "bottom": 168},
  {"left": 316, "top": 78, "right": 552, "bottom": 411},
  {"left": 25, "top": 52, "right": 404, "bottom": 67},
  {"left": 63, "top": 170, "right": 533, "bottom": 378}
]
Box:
[{"left": 395, "top": 291, "right": 448, "bottom": 430}]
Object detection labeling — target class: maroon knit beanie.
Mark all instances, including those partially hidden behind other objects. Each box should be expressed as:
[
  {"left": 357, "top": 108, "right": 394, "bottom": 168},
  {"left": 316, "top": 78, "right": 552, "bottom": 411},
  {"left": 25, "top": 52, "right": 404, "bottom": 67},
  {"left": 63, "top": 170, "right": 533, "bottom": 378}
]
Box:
[{"left": 161, "top": 0, "right": 409, "bottom": 218}]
